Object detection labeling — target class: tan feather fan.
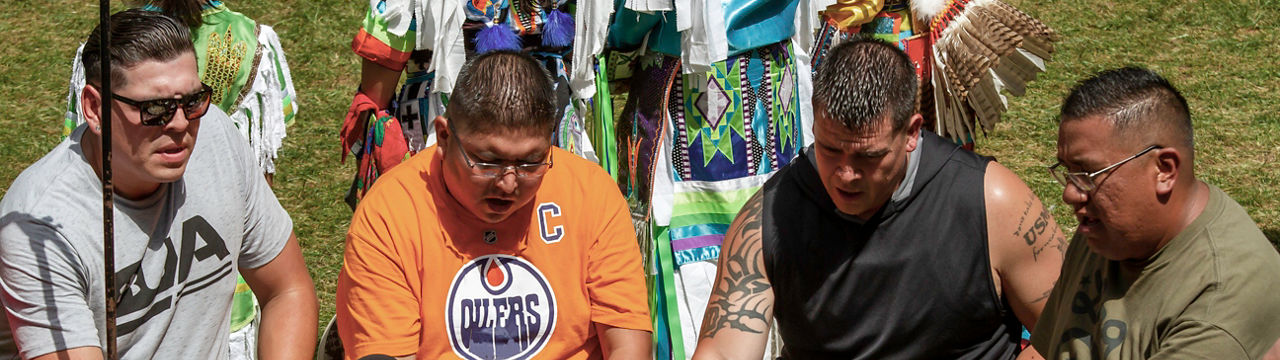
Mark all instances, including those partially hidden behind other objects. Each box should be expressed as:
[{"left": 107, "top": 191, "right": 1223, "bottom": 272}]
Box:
[{"left": 928, "top": 0, "right": 1058, "bottom": 142}]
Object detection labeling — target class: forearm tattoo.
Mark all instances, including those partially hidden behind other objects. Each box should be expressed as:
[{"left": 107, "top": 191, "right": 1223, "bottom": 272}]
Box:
[{"left": 700, "top": 196, "right": 772, "bottom": 338}]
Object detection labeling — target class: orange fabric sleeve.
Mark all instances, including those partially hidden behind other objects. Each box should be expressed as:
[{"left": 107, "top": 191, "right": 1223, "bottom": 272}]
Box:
[
  {"left": 585, "top": 182, "right": 653, "bottom": 332},
  {"left": 335, "top": 201, "right": 422, "bottom": 359},
  {"left": 352, "top": 28, "right": 412, "bottom": 72}
]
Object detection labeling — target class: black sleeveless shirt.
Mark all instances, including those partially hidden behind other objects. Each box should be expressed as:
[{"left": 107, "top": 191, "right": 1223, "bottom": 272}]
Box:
[{"left": 761, "top": 131, "right": 1020, "bottom": 359}]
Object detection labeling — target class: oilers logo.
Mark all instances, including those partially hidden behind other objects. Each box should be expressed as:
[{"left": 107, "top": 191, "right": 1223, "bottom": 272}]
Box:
[{"left": 447, "top": 255, "right": 557, "bottom": 359}]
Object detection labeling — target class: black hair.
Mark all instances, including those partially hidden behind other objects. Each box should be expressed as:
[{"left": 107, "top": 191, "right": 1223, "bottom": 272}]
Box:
[
  {"left": 1060, "top": 66, "right": 1193, "bottom": 149},
  {"left": 82, "top": 9, "right": 195, "bottom": 89},
  {"left": 812, "top": 36, "right": 918, "bottom": 133},
  {"left": 444, "top": 51, "right": 557, "bottom": 137}
]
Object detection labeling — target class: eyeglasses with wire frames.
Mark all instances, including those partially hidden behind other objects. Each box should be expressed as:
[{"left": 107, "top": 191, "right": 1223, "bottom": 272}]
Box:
[
  {"left": 97, "top": 83, "right": 214, "bottom": 126},
  {"left": 448, "top": 122, "right": 553, "bottom": 178},
  {"left": 1048, "top": 145, "right": 1163, "bottom": 193}
]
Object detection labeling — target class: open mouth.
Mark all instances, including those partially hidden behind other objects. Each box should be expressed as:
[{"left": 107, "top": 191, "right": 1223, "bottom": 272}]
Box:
[
  {"left": 1077, "top": 215, "right": 1101, "bottom": 232},
  {"left": 835, "top": 188, "right": 860, "bottom": 200},
  {"left": 485, "top": 198, "right": 515, "bottom": 212}
]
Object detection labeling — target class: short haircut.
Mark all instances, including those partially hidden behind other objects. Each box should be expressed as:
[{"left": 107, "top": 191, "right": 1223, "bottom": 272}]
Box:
[
  {"left": 1060, "top": 66, "right": 1193, "bottom": 149},
  {"left": 444, "top": 51, "right": 557, "bottom": 137},
  {"left": 812, "top": 36, "right": 918, "bottom": 134},
  {"left": 83, "top": 9, "right": 194, "bottom": 89}
]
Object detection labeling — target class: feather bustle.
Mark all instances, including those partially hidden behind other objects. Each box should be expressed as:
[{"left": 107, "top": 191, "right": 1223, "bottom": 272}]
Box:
[{"left": 927, "top": 0, "right": 1058, "bottom": 140}]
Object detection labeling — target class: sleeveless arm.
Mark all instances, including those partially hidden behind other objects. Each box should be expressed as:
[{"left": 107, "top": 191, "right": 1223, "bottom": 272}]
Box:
[
  {"left": 353, "top": 4, "right": 413, "bottom": 110},
  {"left": 691, "top": 191, "right": 773, "bottom": 360},
  {"left": 984, "top": 162, "right": 1066, "bottom": 333},
  {"left": 353, "top": 6, "right": 416, "bottom": 72}
]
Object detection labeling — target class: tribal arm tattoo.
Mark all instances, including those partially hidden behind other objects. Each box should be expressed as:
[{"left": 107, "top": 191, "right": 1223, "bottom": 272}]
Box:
[{"left": 699, "top": 193, "right": 773, "bottom": 339}]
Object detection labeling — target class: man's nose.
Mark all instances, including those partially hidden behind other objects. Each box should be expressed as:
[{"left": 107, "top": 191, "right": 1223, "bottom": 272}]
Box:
[
  {"left": 835, "top": 164, "right": 861, "bottom": 182},
  {"left": 1061, "top": 181, "right": 1088, "bottom": 206},
  {"left": 165, "top": 107, "right": 191, "bottom": 131},
  {"left": 494, "top": 170, "right": 519, "bottom": 194}
]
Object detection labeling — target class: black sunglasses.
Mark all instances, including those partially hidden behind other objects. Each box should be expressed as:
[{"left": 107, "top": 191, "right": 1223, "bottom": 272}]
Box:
[{"left": 109, "top": 83, "right": 214, "bottom": 126}]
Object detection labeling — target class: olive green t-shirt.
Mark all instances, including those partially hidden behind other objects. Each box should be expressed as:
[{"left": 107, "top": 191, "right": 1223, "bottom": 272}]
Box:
[{"left": 1031, "top": 184, "right": 1280, "bottom": 359}]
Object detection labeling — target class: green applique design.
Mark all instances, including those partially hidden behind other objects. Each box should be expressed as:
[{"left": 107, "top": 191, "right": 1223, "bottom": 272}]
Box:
[{"left": 684, "top": 62, "right": 747, "bottom": 167}]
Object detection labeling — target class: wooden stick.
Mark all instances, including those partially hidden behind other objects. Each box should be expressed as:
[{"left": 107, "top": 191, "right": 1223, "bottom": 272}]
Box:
[{"left": 96, "top": 1, "right": 119, "bottom": 359}]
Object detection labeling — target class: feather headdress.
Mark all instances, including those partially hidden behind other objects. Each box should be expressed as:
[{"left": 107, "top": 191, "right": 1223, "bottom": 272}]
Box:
[{"left": 925, "top": 0, "right": 1058, "bottom": 142}]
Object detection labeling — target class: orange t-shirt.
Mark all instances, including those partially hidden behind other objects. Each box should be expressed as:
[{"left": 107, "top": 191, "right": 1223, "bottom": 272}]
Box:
[{"left": 336, "top": 146, "right": 650, "bottom": 360}]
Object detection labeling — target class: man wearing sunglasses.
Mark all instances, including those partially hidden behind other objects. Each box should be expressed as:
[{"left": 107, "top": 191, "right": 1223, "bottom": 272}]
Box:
[
  {"left": 335, "top": 51, "right": 650, "bottom": 360},
  {"left": 1031, "top": 67, "right": 1280, "bottom": 359},
  {"left": 0, "top": 10, "right": 317, "bottom": 360}
]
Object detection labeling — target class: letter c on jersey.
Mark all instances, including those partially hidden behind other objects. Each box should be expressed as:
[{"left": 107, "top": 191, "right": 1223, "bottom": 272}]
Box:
[{"left": 537, "top": 202, "right": 563, "bottom": 244}]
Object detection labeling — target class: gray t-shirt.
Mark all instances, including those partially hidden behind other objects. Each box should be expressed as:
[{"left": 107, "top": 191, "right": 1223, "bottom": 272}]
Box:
[{"left": 0, "top": 106, "right": 292, "bottom": 360}]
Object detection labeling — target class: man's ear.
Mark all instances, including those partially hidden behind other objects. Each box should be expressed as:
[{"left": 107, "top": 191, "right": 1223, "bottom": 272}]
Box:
[
  {"left": 81, "top": 84, "right": 103, "bottom": 136},
  {"left": 904, "top": 113, "right": 924, "bottom": 152},
  {"left": 433, "top": 115, "right": 450, "bottom": 151},
  {"left": 1153, "top": 147, "right": 1182, "bottom": 195}
]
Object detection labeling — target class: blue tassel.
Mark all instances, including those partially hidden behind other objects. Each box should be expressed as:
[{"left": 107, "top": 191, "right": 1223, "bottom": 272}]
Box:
[
  {"left": 475, "top": 23, "right": 522, "bottom": 54},
  {"left": 541, "top": 9, "right": 574, "bottom": 48}
]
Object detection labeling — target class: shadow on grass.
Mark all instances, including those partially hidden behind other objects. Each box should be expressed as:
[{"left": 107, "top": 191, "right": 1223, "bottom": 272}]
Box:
[{"left": 1265, "top": 228, "right": 1280, "bottom": 253}]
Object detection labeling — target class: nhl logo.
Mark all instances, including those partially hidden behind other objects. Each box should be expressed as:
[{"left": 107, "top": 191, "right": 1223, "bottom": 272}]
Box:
[
  {"left": 446, "top": 255, "right": 557, "bottom": 359},
  {"left": 483, "top": 230, "right": 497, "bottom": 244}
]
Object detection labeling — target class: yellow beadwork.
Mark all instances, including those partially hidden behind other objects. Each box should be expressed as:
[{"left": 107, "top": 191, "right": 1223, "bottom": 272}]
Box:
[{"left": 204, "top": 28, "right": 247, "bottom": 106}]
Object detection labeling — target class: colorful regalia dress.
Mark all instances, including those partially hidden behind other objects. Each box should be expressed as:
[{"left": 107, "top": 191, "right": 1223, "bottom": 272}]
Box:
[
  {"left": 808, "top": 0, "right": 1059, "bottom": 147},
  {"left": 63, "top": 2, "right": 299, "bottom": 359},
  {"left": 812, "top": 0, "right": 957, "bottom": 144},
  {"left": 601, "top": 0, "right": 812, "bottom": 356},
  {"left": 342, "top": 0, "right": 611, "bottom": 206}
]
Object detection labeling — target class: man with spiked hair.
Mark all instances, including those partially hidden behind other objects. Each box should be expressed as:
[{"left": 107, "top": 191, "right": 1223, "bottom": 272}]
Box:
[
  {"left": 0, "top": 9, "right": 317, "bottom": 360},
  {"left": 335, "top": 51, "right": 651, "bottom": 360},
  {"left": 1032, "top": 67, "right": 1280, "bottom": 359},
  {"left": 692, "top": 37, "right": 1065, "bottom": 359}
]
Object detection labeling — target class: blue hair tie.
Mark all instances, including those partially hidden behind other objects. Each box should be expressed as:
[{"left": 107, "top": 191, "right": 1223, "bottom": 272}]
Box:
[
  {"left": 475, "top": 22, "right": 522, "bottom": 54},
  {"left": 541, "top": 8, "right": 573, "bottom": 48}
]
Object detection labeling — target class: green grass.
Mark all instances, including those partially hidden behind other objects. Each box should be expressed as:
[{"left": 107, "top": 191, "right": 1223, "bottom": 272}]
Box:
[
  {"left": 0, "top": 0, "right": 365, "bottom": 331},
  {"left": 980, "top": 0, "right": 1280, "bottom": 248},
  {"left": 1, "top": 0, "right": 1277, "bottom": 337}
]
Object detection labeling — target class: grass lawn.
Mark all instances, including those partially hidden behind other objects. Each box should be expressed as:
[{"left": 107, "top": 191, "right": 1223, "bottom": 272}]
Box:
[{"left": 1, "top": 0, "right": 1276, "bottom": 335}]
